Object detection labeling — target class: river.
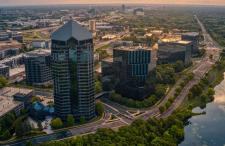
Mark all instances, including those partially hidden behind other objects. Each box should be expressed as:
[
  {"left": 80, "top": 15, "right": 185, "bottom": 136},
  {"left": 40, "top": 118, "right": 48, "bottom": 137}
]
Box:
[{"left": 180, "top": 73, "right": 225, "bottom": 146}]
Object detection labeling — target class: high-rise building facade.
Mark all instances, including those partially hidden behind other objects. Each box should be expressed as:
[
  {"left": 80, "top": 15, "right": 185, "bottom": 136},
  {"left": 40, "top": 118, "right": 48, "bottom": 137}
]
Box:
[
  {"left": 51, "top": 20, "right": 95, "bottom": 120},
  {"left": 24, "top": 49, "right": 51, "bottom": 85},
  {"left": 113, "top": 46, "right": 157, "bottom": 86}
]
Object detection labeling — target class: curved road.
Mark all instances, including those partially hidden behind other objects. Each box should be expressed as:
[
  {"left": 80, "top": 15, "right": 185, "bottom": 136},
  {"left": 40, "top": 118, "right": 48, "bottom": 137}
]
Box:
[{"left": 3, "top": 16, "right": 221, "bottom": 146}]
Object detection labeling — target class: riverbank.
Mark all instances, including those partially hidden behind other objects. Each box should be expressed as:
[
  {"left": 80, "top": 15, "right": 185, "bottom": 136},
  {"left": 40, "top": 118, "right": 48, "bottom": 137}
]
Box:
[
  {"left": 171, "top": 53, "right": 225, "bottom": 144},
  {"left": 183, "top": 54, "right": 225, "bottom": 110}
]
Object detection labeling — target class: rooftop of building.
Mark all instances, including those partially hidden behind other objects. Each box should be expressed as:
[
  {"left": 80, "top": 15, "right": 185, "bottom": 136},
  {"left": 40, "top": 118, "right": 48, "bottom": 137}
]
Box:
[
  {"left": 31, "top": 40, "right": 49, "bottom": 43},
  {"left": 24, "top": 49, "right": 51, "bottom": 58},
  {"left": 0, "top": 40, "right": 21, "bottom": 51},
  {"left": 102, "top": 57, "right": 113, "bottom": 63},
  {"left": 160, "top": 38, "right": 192, "bottom": 45},
  {"left": 51, "top": 20, "right": 92, "bottom": 41},
  {"left": 177, "top": 40, "right": 192, "bottom": 45},
  {"left": 0, "top": 64, "right": 9, "bottom": 69},
  {"left": 160, "top": 35, "right": 181, "bottom": 42},
  {"left": 182, "top": 32, "right": 199, "bottom": 37},
  {"left": 0, "top": 53, "right": 24, "bottom": 65},
  {"left": 0, "top": 95, "right": 22, "bottom": 117},
  {"left": 0, "top": 87, "right": 33, "bottom": 117},
  {"left": 9, "top": 65, "right": 25, "bottom": 77},
  {"left": 2, "top": 87, "right": 33, "bottom": 97},
  {"left": 114, "top": 45, "right": 153, "bottom": 52}
]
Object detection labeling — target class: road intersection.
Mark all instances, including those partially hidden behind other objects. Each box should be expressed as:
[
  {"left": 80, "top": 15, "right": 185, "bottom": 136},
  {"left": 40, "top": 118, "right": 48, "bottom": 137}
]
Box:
[{"left": 5, "top": 16, "right": 222, "bottom": 146}]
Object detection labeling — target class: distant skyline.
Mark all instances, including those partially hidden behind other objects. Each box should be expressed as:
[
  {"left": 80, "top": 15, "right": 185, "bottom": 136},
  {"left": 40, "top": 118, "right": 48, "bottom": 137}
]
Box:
[{"left": 1, "top": 0, "right": 225, "bottom": 6}]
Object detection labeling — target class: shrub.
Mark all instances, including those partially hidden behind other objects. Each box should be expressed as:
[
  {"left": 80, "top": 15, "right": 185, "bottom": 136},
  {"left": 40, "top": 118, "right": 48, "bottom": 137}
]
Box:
[{"left": 50, "top": 118, "right": 63, "bottom": 129}]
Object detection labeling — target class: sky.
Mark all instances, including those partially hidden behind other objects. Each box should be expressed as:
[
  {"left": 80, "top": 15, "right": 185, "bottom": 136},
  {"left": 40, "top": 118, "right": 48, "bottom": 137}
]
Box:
[{"left": 1, "top": 0, "right": 225, "bottom": 6}]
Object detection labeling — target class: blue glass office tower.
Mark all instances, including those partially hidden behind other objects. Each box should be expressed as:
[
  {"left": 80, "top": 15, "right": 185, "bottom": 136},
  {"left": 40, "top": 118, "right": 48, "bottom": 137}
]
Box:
[
  {"left": 113, "top": 47, "right": 156, "bottom": 86},
  {"left": 51, "top": 21, "right": 95, "bottom": 120},
  {"left": 24, "top": 49, "right": 51, "bottom": 85}
]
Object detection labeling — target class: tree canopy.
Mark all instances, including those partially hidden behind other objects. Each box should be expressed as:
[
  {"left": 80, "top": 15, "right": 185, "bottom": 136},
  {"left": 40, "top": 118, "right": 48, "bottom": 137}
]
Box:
[
  {"left": 0, "top": 76, "right": 8, "bottom": 89},
  {"left": 66, "top": 115, "right": 75, "bottom": 127},
  {"left": 50, "top": 118, "right": 63, "bottom": 129}
]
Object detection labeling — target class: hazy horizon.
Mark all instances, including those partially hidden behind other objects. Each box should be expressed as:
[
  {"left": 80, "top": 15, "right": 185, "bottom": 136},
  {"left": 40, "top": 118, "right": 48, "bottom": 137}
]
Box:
[{"left": 1, "top": 0, "right": 225, "bottom": 7}]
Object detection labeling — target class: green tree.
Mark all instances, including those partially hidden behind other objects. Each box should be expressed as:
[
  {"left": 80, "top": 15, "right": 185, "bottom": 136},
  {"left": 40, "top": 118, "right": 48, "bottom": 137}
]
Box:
[
  {"left": 174, "top": 61, "right": 185, "bottom": 73},
  {"left": 200, "top": 94, "right": 207, "bottom": 103},
  {"left": 155, "top": 84, "right": 167, "bottom": 98},
  {"left": 155, "top": 64, "right": 175, "bottom": 84},
  {"left": 50, "top": 118, "right": 63, "bottom": 129},
  {"left": 66, "top": 115, "right": 75, "bottom": 127},
  {"left": 31, "top": 96, "right": 41, "bottom": 103},
  {"left": 2, "top": 130, "right": 11, "bottom": 140},
  {"left": 1, "top": 112, "right": 16, "bottom": 129},
  {"left": 207, "top": 88, "right": 215, "bottom": 97},
  {"left": 159, "top": 106, "right": 166, "bottom": 113},
  {"left": 79, "top": 117, "right": 85, "bottom": 124},
  {"left": 95, "top": 80, "right": 102, "bottom": 94},
  {"left": 95, "top": 102, "right": 104, "bottom": 116},
  {"left": 0, "top": 76, "right": 7, "bottom": 89},
  {"left": 169, "top": 125, "right": 184, "bottom": 142},
  {"left": 26, "top": 141, "right": 33, "bottom": 146},
  {"left": 190, "top": 84, "right": 202, "bottom": 96},
  {"left": 188, "top": 92, "right": 193, "bottom": 99},
  {"left": 15, "top": 119, "right": 31, "bottom": 137},
  {"left": 151, "top": 137, "right": 176, "bottom": 146}
]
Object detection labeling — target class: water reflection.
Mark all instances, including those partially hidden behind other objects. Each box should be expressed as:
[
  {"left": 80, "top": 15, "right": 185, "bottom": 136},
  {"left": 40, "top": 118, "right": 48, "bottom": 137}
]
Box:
[
  {"left": 180, "top": 73, "right": 225, "bottom": 146},
  {"left": 214, "top": 73, "right": 225, "bottom": 104}
]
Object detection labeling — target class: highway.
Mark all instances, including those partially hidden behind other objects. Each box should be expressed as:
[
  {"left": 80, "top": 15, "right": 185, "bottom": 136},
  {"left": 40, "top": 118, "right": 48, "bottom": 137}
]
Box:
[
  {"left": 3, "top": 16, "right": 222, "bottom": 146},
  {"left": 160, "top": 15, "right": 221, "bottom": 118},
  {"left": 21, "top": 26, "right": 60, "bottom": 33}
]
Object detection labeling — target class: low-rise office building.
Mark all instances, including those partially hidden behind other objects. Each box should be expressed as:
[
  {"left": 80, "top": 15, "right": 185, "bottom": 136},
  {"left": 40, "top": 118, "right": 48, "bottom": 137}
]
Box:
[
  {"left": 0, "top": 31, "right": 23, "bottom": 43},
  {"left": 0, "top": 41, "right": 21, "bottom": 60},
  {"left": 181, "top": 32, "right": 199, "bottom": 54},
  {"left": 13, "top": 88, "right": 34, "bottom": 105},
  {"left": 0, "top": 32, "right": 10, "bottom": 41},
  {"left": 111, "top": 41, "right": 133, "bottom": 48},
  {"left": 31, "top": 40, "right": 49, "bottom": 49},
  {"left": 24, "top": 49, "right": 51, "bottom": 85},
  {"left": 0, "top": 87, "right": 34, "bottom": 117},
  {"left": 12, "top": 32, "right": 23, "bottom": 43},
  {"left": 0, "top": 64, "right": 9, "bottom": 78},
  {"left": 158, "top": 39, "right": 192, "bottom": 65},
  {"left": 0, "top": 54, "right": 24, "bottom": 68}
]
